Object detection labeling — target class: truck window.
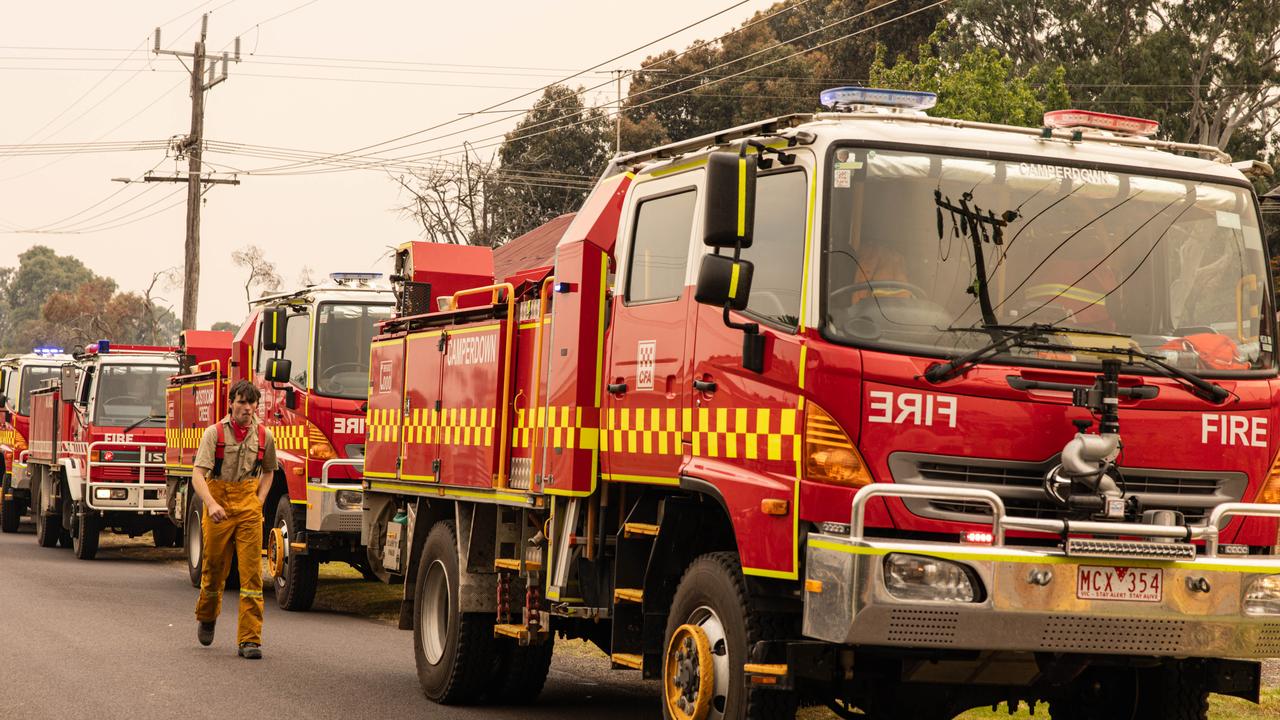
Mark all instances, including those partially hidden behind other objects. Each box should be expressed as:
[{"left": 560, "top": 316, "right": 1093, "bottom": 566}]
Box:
[
  {"left": 823, "top": 147, "right": 1273, "bottom": 372},
  {"left": 94, "top": 365, "right": 171, "bottom": 427},
  {"left": 283, "top": 313, "right": 310, "bottom": 387},
  {"left": 625, "top": 189, "right": 696, "bottom": 303},
  {"left": 740, "top": 170, "right": 808, "bottom": 329},
  {"left": 315, "top": 303, "right": 394, "bottom": 399},
  {"left": 19, "top": 366, "right": 58, "bottom": 416}
]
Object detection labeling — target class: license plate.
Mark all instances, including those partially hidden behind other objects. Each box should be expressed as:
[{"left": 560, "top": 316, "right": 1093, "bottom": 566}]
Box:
[{"left": 1077, "top": 565, "right": 1162, "bottom": 602}]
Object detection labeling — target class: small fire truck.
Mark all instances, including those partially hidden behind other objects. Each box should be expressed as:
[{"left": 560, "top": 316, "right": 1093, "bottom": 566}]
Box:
[
  {"left": 25, "top": 341, "right": 179, "bottom": 559},
  {"left": 0, "top": 349, "right": 71, "bottom": 533},
  {"left": 358, "top": 88, "right": 1280, "bottom": 719},
  {"left": 165, "top": 274, "right": 394, "bottom": 609}
]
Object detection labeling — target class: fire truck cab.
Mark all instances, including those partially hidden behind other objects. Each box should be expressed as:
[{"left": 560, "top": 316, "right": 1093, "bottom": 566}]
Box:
[
  {"left": 362, "top": 89, "right": 1280, "bottom": 719},
  {"left": 166, "top": 274, "right": 394, "bottom": 609},
  {"left": 26, "top": 342, "right": 178, "bottom": 559},
  {"left": 0, "top": 349, "right": 71, "bottom": 533}
]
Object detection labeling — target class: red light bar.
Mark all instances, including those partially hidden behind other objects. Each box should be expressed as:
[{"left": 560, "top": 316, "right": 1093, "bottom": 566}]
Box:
[
  {"left": 1043, "top": 109, "right": 1159, "bottom": 137},
  {"left": 961, "top": 530, "right": 994, "bottom": 545}
]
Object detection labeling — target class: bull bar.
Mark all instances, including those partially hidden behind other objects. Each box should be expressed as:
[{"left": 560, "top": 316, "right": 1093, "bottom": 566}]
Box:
[
  {"left": 84, "top": 441, "right": 167, "bottom": 513},
  {"left": 307, "top": 459, "right": 364, "bottom": 533},
  {"left": 804, "top": 484, "right": 1280, "bottom": 659}
]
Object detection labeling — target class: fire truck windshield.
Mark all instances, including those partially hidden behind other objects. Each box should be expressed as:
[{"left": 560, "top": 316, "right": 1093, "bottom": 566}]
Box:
[
  {"left": 823, "top": 147, "right": 1274, "bottom": 373},
  {"left": 314, "top": 303, "right": 394, "bottom": 399},
  {"left": 18, "top": 365, "right": 59, "bottom": 415},
  {"left": 93, "top": 364, "right": 171, "bottom": 427}
]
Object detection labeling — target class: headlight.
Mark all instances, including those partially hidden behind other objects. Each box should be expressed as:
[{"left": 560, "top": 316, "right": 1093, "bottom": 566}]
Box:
[
  {"left": 1245, "top": 574, "right": 1280, "bottom": 615},
  {"left": 883, "top": 553, "right": 980, "bottom": 602},
  {"left": 335, "top": 489, "right": 362, "bottom": 511},
  {"left": 94, "top": 488, "right": 128, "bottom": 500}
]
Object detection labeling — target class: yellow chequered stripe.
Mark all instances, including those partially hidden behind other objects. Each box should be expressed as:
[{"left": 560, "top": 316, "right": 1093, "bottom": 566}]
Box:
[
  {"left": 513, "top": 405, "right": 798, "bottom": 462},
  {"left": 367, "top": 408, "right": 401, "bottom": 444},
  {"left": 0, "top": 428, "right": 17, "bottom": 447},
  {"left": 164, "top": 427, "right": 203, "bottom": 450},
  {"left": 433, "top": 406, "right": 494, "bottom": 448},
  {"left": 274, "top": 424, "right": 306, "bottom": 452}
]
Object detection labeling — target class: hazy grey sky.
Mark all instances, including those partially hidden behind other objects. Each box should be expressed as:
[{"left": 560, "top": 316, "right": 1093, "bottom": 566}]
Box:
[{"left": 0, "top": 0, "right": 776, "bottom": 330}]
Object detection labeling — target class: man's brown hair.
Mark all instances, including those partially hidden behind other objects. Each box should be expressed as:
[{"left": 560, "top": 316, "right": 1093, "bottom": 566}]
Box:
[{"left": 228, "top": 379, "right": 261, "bottom": 405}]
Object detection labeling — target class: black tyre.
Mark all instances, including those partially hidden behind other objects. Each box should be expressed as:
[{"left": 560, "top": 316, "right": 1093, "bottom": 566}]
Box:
[
  {"left": 270, "top": 495, "right": 317, "bottom": 611},
  {"left": 1049, "top": 668, "right": 1140, "bottom": 720},
  {"left": 185, "top": 496, "right": 204, "bottom": 587},
  {"left": 73, "top": 506, "right": 100, "bottom": 560},
  {"left": 413, "top": 520, "right": 498, "bottom": 705},
  {"left": 1134, "top": 662, "right": 1209, "bottom": 720},
  {"left": 33, "top": 477, "right": 61, "bottom": 548},
  {"left": 1, "top": 474, "right": 21, "bottom": 533},
  {"left": 663, "top": 552, "right": 797, "bottom": 720},
  {"left": 152, "top": 521, "right": 178, "bottom": 548},
  {"left": 492, "top": 635, "right": 555, "bottom": 704}
]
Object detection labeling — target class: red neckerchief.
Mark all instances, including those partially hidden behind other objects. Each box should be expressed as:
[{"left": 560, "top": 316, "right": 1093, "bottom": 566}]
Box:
[{"left": 231, "top": 418, "right": 251, "bottom": 444}]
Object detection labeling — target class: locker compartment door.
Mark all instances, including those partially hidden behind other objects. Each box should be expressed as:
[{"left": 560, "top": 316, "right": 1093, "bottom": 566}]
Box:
[
  {"left": 400, "top": 329, "right": 445, "bottom": 484},
  {"left": 364, "top": 337, "right": 406, "bottom": 480}
]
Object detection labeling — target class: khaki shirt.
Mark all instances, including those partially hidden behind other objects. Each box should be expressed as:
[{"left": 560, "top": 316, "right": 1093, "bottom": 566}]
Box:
[{"left": 193, "top": 415, "right": 278, "bottom": 482}]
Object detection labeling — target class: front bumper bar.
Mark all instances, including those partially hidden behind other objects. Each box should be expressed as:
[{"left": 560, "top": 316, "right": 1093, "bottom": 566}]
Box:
[
  {"left": 804, "top": 484, "right": 1280, "bottom": 659},
  {"left": 306, "top": 459, "right": 364, "bottom": 534}
]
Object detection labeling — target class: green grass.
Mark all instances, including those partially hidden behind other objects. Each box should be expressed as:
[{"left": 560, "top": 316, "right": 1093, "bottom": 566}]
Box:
[
  {"left": 312, "top": 562, "right": 403, "bottom": 621},
  {"left": 796, "top": 689, "right": 1280, "bottom": 719}
]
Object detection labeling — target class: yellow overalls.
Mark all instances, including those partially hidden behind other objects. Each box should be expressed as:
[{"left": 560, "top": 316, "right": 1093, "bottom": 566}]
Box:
[{"left": 193, "top": 422, "right": 268, "bottom": 646}]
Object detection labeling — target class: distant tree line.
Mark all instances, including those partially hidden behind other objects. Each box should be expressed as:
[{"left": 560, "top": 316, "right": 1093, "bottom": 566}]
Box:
[{"left": 402, "top": 0, "right": 1280, "bottom": 244}]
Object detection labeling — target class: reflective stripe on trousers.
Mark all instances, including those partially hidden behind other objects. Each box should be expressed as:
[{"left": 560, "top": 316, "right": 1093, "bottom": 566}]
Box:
[{"left": 194, "top": 478, "right": 264, "bottom": 645}]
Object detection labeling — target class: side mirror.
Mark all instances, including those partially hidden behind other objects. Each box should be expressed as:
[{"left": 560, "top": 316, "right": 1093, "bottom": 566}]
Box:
[
  {"left": 703, "top": 151, "right": 756, "bottom": 249},
  {"left": 261, "top": 307, "right": 289, "bottom": 351},
  {"left": 0, "top": 393, "right": 7, "bottom": 409},
  {"left": 694, "top": 254, "right": 754, "bottom": 310},
  {"left": 60, "top": 366, "right": 78, "bottom": 393},
  {"left": 265, "top": 357, "right": 292, "bottom": 384}
]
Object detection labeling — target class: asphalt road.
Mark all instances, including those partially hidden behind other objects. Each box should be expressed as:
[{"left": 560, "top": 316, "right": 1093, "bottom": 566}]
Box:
[{"left": 0, "top": 523, "right": 661, "bottom": 720}]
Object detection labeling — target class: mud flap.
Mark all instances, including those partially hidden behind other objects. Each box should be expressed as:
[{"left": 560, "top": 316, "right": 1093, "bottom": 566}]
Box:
[{"left": 1204, "top": 658, "right": 1261, "bottom": 703}]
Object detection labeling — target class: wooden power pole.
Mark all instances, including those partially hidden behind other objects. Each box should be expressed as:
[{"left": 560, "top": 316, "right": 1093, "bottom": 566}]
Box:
[{"left": 151, "top": 15, "right": 241, "bottom": 330}]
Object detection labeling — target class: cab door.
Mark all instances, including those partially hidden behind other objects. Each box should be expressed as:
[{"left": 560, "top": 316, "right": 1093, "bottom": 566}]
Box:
[
  {"left": 687, "top": 163, "right": 814, "bottom": 577},
  {"left": 602, "top": 174, "right": 702, "bottom": 485}
]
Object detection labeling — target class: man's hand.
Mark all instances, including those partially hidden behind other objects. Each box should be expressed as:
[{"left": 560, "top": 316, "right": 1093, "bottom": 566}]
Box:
[{"left": 206, "top": 502, "right": 228, "bottom": 523}]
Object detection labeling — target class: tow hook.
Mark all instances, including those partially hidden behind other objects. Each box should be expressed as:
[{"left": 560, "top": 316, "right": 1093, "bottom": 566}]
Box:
[
  {"left": 1027, "top": 569, "right": 1053, "bottom": 586},
  {"left": 1186, "top": 576, "right": 1211, "bottom": 594}
]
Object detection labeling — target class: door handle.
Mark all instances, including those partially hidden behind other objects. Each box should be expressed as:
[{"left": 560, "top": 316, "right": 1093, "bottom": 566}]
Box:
[
  {"left": 692, "top": 379, "right": 717, "bottom": 393},
  {"left": 273, "top": 410, "right": 283, "bottom": 420},
  {"left": 607, "top": 382, "right": 628, "bottom": 394}
]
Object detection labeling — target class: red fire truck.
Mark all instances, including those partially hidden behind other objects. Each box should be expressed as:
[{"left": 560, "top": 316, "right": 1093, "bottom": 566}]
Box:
[
  {"left": 0, "top": 350, "right": 72, "bottom": 532},
  {"left": 25, "top": 341, "right": 179, "bottom": 558},
  {"left": 358, "top": 89, "right": 1280, "bottom": 719},
  {"left": 165, "top": 274, "right": 394, "bottom": 609}
]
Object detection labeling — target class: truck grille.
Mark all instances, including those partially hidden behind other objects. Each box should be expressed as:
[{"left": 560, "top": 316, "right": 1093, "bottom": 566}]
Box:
[{"left": 887, "top": 453, "right": 1247, "bottom": 526}]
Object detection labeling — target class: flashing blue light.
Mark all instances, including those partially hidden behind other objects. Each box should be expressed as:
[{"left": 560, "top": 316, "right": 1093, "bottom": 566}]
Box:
[
  {"left": 97, "top": 339, "right": 111, "bottom": 354},
  {"left": 331, "top": 272, "right": 383, "bottom": 284},
  {"left": 820, "top": 86, "right": 937, "bottom": 112},
  {"left": 32, "top": 346, "right": 63, "bottom": 357}
]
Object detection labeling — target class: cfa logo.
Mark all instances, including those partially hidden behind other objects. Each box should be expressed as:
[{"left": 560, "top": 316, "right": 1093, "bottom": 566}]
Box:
[
  {"left": 334, "top": 417, "right": 364, "bottom": 435},
  {"left": 636, "top": 340, "right": 656, "bottom": 391},
  {"left": 378, "top": 361, "right": 393, "bottom": 393},
  {"left": 867, "top": 390, "right": 958, "bottom": 428},
  {"left": 1202, "top": 414, "right": 1267, "bottom": 448}
]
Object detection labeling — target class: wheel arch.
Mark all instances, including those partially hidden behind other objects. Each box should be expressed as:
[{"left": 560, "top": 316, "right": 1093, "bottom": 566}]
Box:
[{"left": 399, "top": 497, "right": 456, "bottom": 630}]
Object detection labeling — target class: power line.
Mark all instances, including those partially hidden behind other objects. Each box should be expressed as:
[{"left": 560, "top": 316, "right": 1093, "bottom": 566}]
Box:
[{"left": 239, "top": 0, "right": 762, "bottom": 175}]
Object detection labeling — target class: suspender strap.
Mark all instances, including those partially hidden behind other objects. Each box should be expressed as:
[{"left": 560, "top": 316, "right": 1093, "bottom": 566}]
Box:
[
  {"left": 253, "top": 425, "right": 266, "bottom": 475},
  {"left": 211, "top": 423, "right": 228, "bottom": 479}
]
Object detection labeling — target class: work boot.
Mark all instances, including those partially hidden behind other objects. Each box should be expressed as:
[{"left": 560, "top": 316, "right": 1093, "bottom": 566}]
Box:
[
  {"left": 238, "top": 642, "right": 262, "bottom": 660},
  {"left": 197, "top": 621, "right": 215, "bottom": 647}
]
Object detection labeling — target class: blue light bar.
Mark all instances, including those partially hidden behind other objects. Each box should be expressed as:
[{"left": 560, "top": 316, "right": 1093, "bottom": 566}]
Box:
[
  {"left": 331, "top": 272, "right": 383, "bottom": 284},
  {"left": 820, "top": 86, "right": 937, "bottom": 112},
  {"left": 32, "top": 346, "right": 64, "bottom": 357},
  {"left": 97, "top": 339, "right": 111, "bottom": 353}
]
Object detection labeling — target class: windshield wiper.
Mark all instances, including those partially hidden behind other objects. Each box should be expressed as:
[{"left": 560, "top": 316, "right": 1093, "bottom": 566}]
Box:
[
  {"left": 123, "top": 414, "right": 164, "bottom": 434},
  {"left": 927, "top": 323, "right": 1138, "bottom": 384},
  {"left": 925, "top": 324, "right": 1058, "bottom": 383},
  {"left": 1025, "top": 343, "right": 1230, "bottom": 404}
]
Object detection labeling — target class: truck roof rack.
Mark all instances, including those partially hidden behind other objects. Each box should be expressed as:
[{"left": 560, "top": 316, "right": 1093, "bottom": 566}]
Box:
[{"left": 615, "top": 114, "right": 813, "bottom": 168}]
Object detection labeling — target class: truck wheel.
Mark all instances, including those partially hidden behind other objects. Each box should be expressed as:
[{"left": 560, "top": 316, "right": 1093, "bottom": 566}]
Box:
[
  {"left": 1134, "top": 662, "right": 1209, "bottom": 720},
  {"left": 73, "top": 507, "right": 100, "bottom": 560},
  {"left": 33, "top": 478, "right": 60, "bottom": 548},
  {"left": 663, "top": 552, "right": 797, "bottom": 720},
  {"left": 153, "top": 521, "right": 178, "bottom": 548},
  {"left": 270, "top": 495, "right": 317, "bottom": 611},
  {"left": 414, "top": 520, "right": 497, "bottom": 705},
  {"left": 492, "top": 635, "right": 555, "bottom": 704},
  {"left": 1, "top": 475, "right": 21, "bottom": 533},
  {"left": 186, "top": 496, "right": 204, "bottom": 587},
  {"left": 1049, "top": 668, "right": 1140, "bottom": 720}
]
